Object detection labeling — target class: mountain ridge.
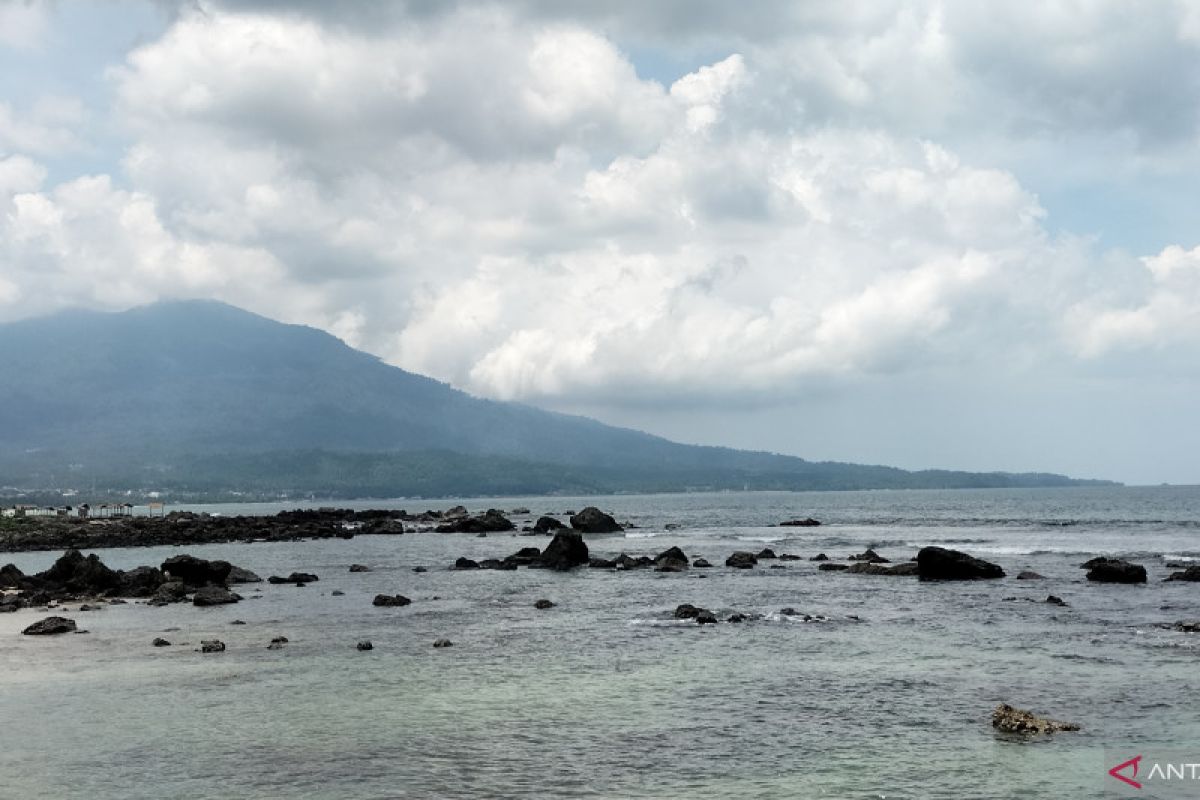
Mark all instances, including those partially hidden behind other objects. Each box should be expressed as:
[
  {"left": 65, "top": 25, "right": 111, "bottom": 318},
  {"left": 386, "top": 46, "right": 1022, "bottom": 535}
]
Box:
[{"left": 0, "top": 301, "right": 1116, "bottom": 499}]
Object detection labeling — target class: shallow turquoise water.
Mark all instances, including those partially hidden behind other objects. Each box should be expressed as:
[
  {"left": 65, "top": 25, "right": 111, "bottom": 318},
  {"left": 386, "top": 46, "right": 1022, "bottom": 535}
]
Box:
[{"left": 2, "top": 486, "right": 1199, "bottom": 798}]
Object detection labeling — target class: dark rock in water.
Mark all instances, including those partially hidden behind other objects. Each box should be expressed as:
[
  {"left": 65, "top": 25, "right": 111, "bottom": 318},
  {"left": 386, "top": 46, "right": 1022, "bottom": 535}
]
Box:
[
  {"left": 356, "top": 640, "right": 374, "bottom": 651},
  {"left": 436, "top": 509, "right": 515, "bottom": 534},
  {"left": 0, "top": 563, "right": 25, "bottom": 589},
  {"left": 540, "top": 530, "right": 589, "bottom": 570},
  {"left": 267, "top": 636, "right": 289, "bottom": 650},
  {"left": 373, "top": 594, "right": 412, "bottom": 607},
  {"left": 348, "top": 564, "right": 371, "bottom": 573},
  {"left": 1174, "top": 620, "right": 1200, "bottom": 633},
  {"left": 725, "top": 551, "right": 758, "bottom": 569},
  {"left": 199, "top": 640, "right": 225, "bottom": 653},
  {"left": 479, "top": 559, "right": 517, "bottom": 571},
  {"left": 453, "top": 557, "right": 480, "bottom": 571},
  {"left": 331, "top": 590, "right": 344, "bottom": 596},
  {"left": 848, "top": 548, "right": 889, "bottom": 563},
  {"left": 674, "top": 604, "right": 704, "bottom": 620},
  {"left": 655, "top": 546, "right": 689, "bottom": 572},
  {"left": 38, "top": 550, "right": 123, "bottom": 595},
  {"left": 0, "top": 597, "right": 20, "bottom": 613},
  {"left": 991, "top": 703, "right": 1079, "bottom": 734},
  {"left": 695, "top": 610, "right": 718, "bottom": 625},
  {"left": 1045, "top": 595, "right": 1068, "bottom": 606},
  {"left": 78, "top": 604, "right": 101, "bottom": 611},
  {"left": 779, "top": 518, "right": 821, "bottom": 527},
  {"left": 230, "top": 620, "right": 247, "bottom": 625},
  {"left": 534, "top": 598, "right": 556, "bottom": 609},
  {"left": 569, "top": 507, "right": 622, "bottom": 534},
  {"left": 161, "top": 555, "right": 232, "bottom": 587},
  {"left": 193, "top": 585, "right": 242, "bottom": 606},
  {"left": 1016, "top": 570, "right": 1045, "bottom": 580},
  {"left": 847, "top": 561, "right": 919, "bottom": 576},
  {"left": 505, "top": 547, "right": 541, "bottom": 567},
  {"left": 510, "top": 507, "right": 530, "bottom": 515},
  {"left": 1166, "top": 566, "right": 1200, "bottom": 582},
  {"left": 1080, "top": 556, "right": 1122, "bottom": 570},
  {"left": 757, "top": 548, "right": 778, "bottom": 560},
  {"left": 433, "top": 638, "right": 454, "bottom": 648},
  {"left": 778, "top": 554, "right": 802, "bottom": 561},
  {"left": 692, "top": 558, "right": 713, "bottom": 568},
  {"left": 22, "top": 616, "right": 77, "bottom": 635},
  {"left": 1086, "top": 560, "right": 1146, "bottom": 584},
  {"left": 412, "top": 566, "right": 428, "bottom": 573},
  {"left": 151, "top": 580, "right": 188, "bottom": 604},
  {"left": 533, "top": 516, "right": 567, "bottom": 534},
  {"left": 226, "top": 566, "right": 262, "bottom": 584},
  {"left": 769, "top": 565, "right": 787, "bottom": 570},
  {"left": 152, "top": 637, "right": 171, "bottom": 647},
  {"left": 118, "top": 565, "right": 166, "bottom": 597},
  {"left": 727, "top": 613, "right": 748, "bottom": 623},
  {"left": 268, "top": 572, "right": 319, "bottom": 585},
  {"left": 588, "top": 557, "right": 616, "bottom": 569},
  {"left": 779, "top": 607, "right": 800, "bottom": 616},
  {"left": 917, "top": 547, "right": 1005, "bottom": 581},
  {"left": 809, "top": 553, "right": 829, "bottom": 561},
  {"left": 818, "top": 563, "right": 849, "bottom": 571}
]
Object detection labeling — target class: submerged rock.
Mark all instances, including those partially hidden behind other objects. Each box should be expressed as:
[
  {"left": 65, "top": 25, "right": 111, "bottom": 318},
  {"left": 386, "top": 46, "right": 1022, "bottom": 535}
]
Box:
[
  {"left": 1016, "top": 570, "right": 1045, "bottom": 580},
  {"left": 1174, "top": 620, "right": 1200, "bottom": 633},
  {"left": 779, "top": 518, "right": 821, "bottom": 527},
  {"left": 991, "top": 703, "right": 1079, "bottom": 734},
  {"left": 433, "top": 638, "right": 454, "bottom": 648},
  {"left": 505, "top": 547, "right": 542, "bottom": 567},
  {"left": 152, "top": 637, "right": 171, "bottom": 647},
  {"left": 268, "top": 572, "right": 319, "bottom": 585},
  {"left": 372, "top": 594, "right": 412, "bottom": 607},
  {"left": 692, "top": 558, "right": 713, "bottom": 568},
  {"left": 356, "top": 640, "right": 373, "bottom": 651},
  {"left": 199, "top": 639, "right": 226, "bottom": 653},
  {"left": 674, "top": 604, "right": 705, "bottom": 620},
  {"left": 453, "top": 557, "right": 480, "bottom": 571},
  {"left": 534, "top": 599, "right": 556, "bottom": 609},
  {"left": 22, "top": 616, "right": 77, "bottom": 636},
  {"left": 818, "top": 563, "right": 849, "bottom": 572},
  {"left": 1165, "top": 566, "right": 1200, "bottom": 582},
  {"left": 348, "top": 564, "right": 371, "bottom": 573},
  {"left": 569, "top": 507, "right": 622, "bottom": 534},
  {"left": 725, "top": 551, "right": 758, "bottom": 569},
  {"left": 847, "top": 561, "right": 919, "bottom": 576},
  {"left": 695, "top": 610, "right": 718, "bottom": 625},
  {"left": 757, "top": 548, "right": 778, "bottom": 560},
  {"left": 1045, "top": 595, "right": 1068, "bottom": 606},
  {"left": 917, "top": 547, "right": 1005, "bottom": 581},
  {"left": 436, "top": 509, "right": 515, "bottom": 534},
  {"left": 226, "top": 566, "right": 262, "bottom": 584},
  {"left": 192, "top": 585, "right": 242, "bottom": 606},
  {"left": 1086, "top": 560, "right": 1147, "bottom": 584},
  {"left": 809, "top": 553, "right": 829, "bottom": 561}
]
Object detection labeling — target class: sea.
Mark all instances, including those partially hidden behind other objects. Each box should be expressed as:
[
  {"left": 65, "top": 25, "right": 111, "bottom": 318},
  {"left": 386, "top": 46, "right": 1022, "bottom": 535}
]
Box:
[{"left": 1, "top": 485, "right": 1198, "bottom": 799}]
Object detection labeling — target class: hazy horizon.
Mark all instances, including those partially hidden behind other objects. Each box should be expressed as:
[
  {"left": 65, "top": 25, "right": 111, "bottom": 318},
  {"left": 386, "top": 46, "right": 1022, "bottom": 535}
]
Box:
[{"left": 2, "top": 2, "right": 1198, "bottom": 485}]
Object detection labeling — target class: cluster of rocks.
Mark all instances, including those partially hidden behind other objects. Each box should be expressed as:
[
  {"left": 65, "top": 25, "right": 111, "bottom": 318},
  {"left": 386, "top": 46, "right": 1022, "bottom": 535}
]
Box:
[
  {"left": 453, "top": 530, "right": 591, "bottom": 572},
  {"left": 991, "top": 703, "right": 1079, "bottom": 734},
  {"left": 1081, "top": 556, "right": 1147, "bottom": 584}
]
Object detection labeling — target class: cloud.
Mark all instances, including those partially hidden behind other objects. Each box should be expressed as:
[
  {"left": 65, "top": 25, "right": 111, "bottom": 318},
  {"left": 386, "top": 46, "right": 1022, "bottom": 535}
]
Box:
[
  {"left": 0, "top": 1, "right": 49, "bottom": 51},
  {"left": 0, "top": 95, "right": 86, "bottom": 155}
]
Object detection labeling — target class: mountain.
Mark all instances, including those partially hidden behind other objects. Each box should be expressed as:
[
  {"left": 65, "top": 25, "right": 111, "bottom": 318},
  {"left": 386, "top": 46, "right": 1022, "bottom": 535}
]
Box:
[{"left": 0, "top": 301, "right": 1114, "bottom": 498}]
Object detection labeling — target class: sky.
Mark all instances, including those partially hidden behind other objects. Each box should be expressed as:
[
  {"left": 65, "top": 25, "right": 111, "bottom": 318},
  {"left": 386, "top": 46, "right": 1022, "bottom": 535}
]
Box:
[{"left": 1, "top": 0, "right": 1198, "bottom": 485}]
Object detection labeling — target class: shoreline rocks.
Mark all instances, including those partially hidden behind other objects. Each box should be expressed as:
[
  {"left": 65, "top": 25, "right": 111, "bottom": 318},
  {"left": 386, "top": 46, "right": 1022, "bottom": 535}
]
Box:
[
  {"left": 1084, "top": 559, "right": 1146, "bottom": 584},
  {"left": 725, "top": 552, "right": 758, "bottom": 569},
  {"left": 917, "top": 547, "right": 1005, "bottom": 581},
  {"left": 22, "top": 615, "right": 77, "bottom": 635},
  {"left": 569, "top": 507, "right": 622, "bottom": 534}
]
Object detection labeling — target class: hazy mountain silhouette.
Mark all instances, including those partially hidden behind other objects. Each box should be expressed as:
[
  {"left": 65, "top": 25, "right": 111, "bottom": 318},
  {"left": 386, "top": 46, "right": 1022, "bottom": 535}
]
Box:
[{"left": 0, "top": 301, "right": 1113, "bottom": 497}]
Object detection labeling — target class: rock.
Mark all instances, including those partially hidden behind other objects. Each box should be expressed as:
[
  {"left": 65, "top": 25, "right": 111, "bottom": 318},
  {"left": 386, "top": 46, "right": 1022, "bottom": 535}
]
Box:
[
  {"left": 809, "top": 553, "right": 829, "bottom": 561},
  {"left": 991, "top": 703, "right": 1079, "bottom": 734},
  {"left": 757, "top": 548, "right": 778, "bottom": 560},
  {"left": 504, "top": 547, "right": 542, "bottom": 566},
  {"left": 412, "top": 566, "right": 428, "bottom": 573},
  {"left": 226, "top": 566, "right": 262, "bottom": 584},
  {"left": 1080, "top": 556, "right": 1122, "bottom": 569},
  {"left": 1045, "top": 595, "right": 1068, "bottom": 606},
  {"left": 192, "top": 585, "right": 242, "bottom": 606},
  {"left": 727, "top": 613, "right": 748, "bottom": 623},
  {"left": 1086, "top": 559, "right": 1147, "bottom": 584},
  {"left": 1166, "top": 566, "right": 1200, "bottom": 582},
  {"left": 818, "top": 563, "right": 849, "bottom": 571},
  {"left": 847, "top": 561, "right": 919, "bottom": 576},
  {"left": 1174, "top": 620, "right": 1200, "bottom": 633},
  {"left": 539, "top": 530, "right": 589, "bottom": 570},
  {"left": 779, "top": 607, "right": 800, "bottom": 616},
  {"left": 1016, "top": 570, "right": 1045, "bottom": 580},
  {"left": 433, "top": 638, "right": 453, "bottom": 648},
  {"left": 674, "top": 604, "right": 704, "bottom": 620},
  {"left": 268, "top": 572, "right": 319, "bottom": 585},
  {"left": 510, "top": 507, "right": 530, "bottom": 515},
  {"left": 0, "top": 597, "right": 20, "bottom": 613},
  {"left": 453, "top": 557, "right": 480, "bottom": 570},
  {"left": 331, "top": 590, "right": 344, "bottom": 596},
  {"left": 779, "top": 518, "right": 821, "bottom": 527},
  {"left": 161, "top": 555, "right": 232, "bottom": 587},
  {"left": 695, "top": 611, "right": 718, "bottom": 625},
  {"left": 152, "top": 637, "right": 171, "bottom": 647},
  {"left": 569, "top": 507, "right": 623, "bottom": 534},
  {"left": 436, "top": 509, "right": 515, "bottom": 534},
  {"left": 655, "top": 546, "right": 689, "bottom": 572},
  {"left": 150, "top": 580, "right": 188, "bottom": 605},
  {"left": 849, "top": 548, "right": 890, "bottom": 563},
  {"left": 356, "top": 640, "right": 373, "bottom": 651},
  {"left": 22, "top": 616, "right": 77, "bottom": 635},
  {"left": 267, "top": 636, "right": 288, "bottom": 650},
  {"left": 37, "top": 549, "right": 123, "bottom": 595},
  {"left": 917, "top": 547, "right": 1005, "bottom": 581},
  {"left": 588, "top": 557, "right": 616, "bottom": 569},
  {"left": 348, "top": 564, "right": 371, "bottom": 573},
  {"left": 534, "top": 599, "right": 556, "bottom": 609},
  {"left": 0, "top": 563, "right": 25, "bottom": 589},
  {"left": 199, "top": 639, "right": 226, "bottom": 653},
  {"left": 479, "top": 559, "right": 517, "bottom": 571},
  {"left": 725, "top": 551, "right": 758, "bottom": 569},
  {"left": 230, "top": 619, "right": 246, "bottom": 625},
  {"left": 778, "top": 554, "right": 802, "bottom": 561},
  {"left": 373, "top": 594, "right": 412, "bottom": 607},
  {"left": 118, "top": 566, "right": 166, "bottom": 597},
  {"left": 692, "top": 558, "right": 713, "bottom": 568},
  {"left": 533, "top": 516, "right": 567, "bottom": 534}
]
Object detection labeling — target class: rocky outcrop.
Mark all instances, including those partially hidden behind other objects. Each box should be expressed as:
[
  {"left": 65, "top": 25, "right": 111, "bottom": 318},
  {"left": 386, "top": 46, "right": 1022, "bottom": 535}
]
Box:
[
  {"left": 152, "top": 637, "right": 171, "bottom": 647},
  {"left": 226, "top": 566, "right": 262, "bottom": 584},
  {"left": 675, "top": 603, "right": 716, "bottom": 623},
  {"left": 847, "top": 561, "right": 919, "bottom": 576},
  {"left": 161, "top": 555, "right": 232, "bottom": 587},
  {"left": 433, "top": 638, "right": 454, "bottom": 648},
  {"left": 809, "top": 553, "right": 829, "bottom": 562},
  {"left": 1085, "top": 559, "right": 1146, "bottom": 584},
  {"left": 356, "top": 640, "right": 374, "bottom": 651},
  {"left": 199, "top": 639, "right": 225, "bottom": 653},
  {"left": 504, "top": 547, "right": 542, "bottom": 567},
  {"left": 818, "top": 563, "right": 849, "bottom": 571},
  {"left": 1016, "top": 570, "right": 1044, "bottom": 580},
  {"left": 436, "top": 509, "right": 515, "bottom": 534},
  {"left": 22, "top": 616, "right": 77, "bottom": 635},
  {"left": 193, "top": 585, "right": 242, "bottom": 606},
  {"left": 1166, "top": 566, "right": 1200, "bottom": 582},
  {"left": 118, "top": 565, "right": 166, "bottom": 597},
  {"left": 373, "top": 594, "right": 412, "bottom": 607},
  {"left": 848, "top": 549, "right": 889, "bottom": 563},
  {"left": 757, "top": 548, "right": 777, "bottom": 560},
  {"left": 37, "top": 549, "right": 122, "bottom": 594},
  {"left": 453, "top": 557, "right": 480, "bottom": 570},
  {"left": 917, "top": 547, "right": 1005, "bottom": 581},
  {"left": 692, "top": 558, "right": 713, "bottom": 568},
  {"left": 569, "top": 507, "right": 622, "bottom": 534},
  {"left": 779, "top": 518, "right": 821, "bottom": 527},
  {"left": 533, "top": 516, "right": 567, "bottom": 534},
  {"left": 725, "top": 551, "right": 758, "bottom": 569},
  {"left": 655, "top": 546, "right": 689, "bottom": 572},
  {"left": 268, "top": 572, "right": 319, "bottom": 585},
  {"left": 991, "top": 703, "right": 1079, "bottom": 734},
  {"left": 534, "top": 599, "right": 556, "bottom": 609},
  {"left": 348, "top": 564, "right": 371, "bottom": 573},
  {"left": 540, "top": 530, "right": 589, "bottom": 570}
]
